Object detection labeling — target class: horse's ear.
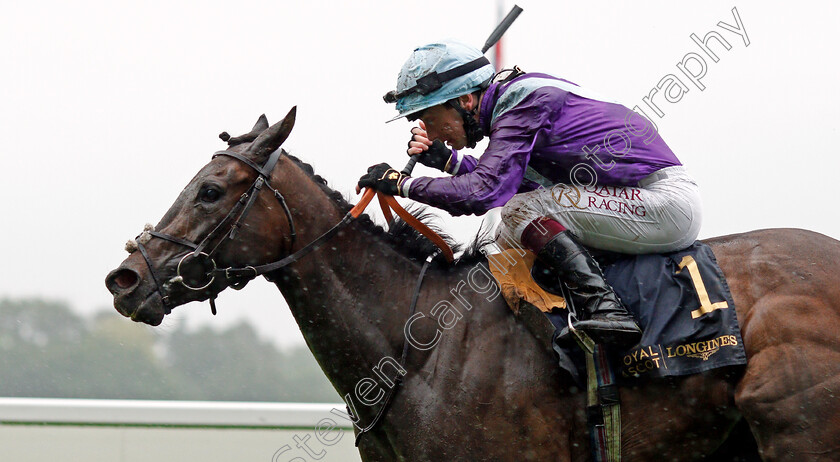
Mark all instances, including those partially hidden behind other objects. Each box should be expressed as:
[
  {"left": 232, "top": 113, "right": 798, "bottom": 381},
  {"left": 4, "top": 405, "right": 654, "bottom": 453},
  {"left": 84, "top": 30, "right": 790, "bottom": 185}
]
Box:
[
  {"left": 253, "top": 114, "right": 269, "bottom": 132},
  {"left": 247, "top": 106, "right": 296, "bottom": 160}
]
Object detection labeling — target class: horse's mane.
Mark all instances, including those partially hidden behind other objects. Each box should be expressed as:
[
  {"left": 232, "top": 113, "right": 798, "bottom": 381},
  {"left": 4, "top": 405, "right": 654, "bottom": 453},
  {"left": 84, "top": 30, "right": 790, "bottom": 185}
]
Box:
[
  {"left": 285, "top": 154, "right": 491, "bottom": 267},
  {"left": 223, "top": 124, "right": 491, "bottom": 267}
]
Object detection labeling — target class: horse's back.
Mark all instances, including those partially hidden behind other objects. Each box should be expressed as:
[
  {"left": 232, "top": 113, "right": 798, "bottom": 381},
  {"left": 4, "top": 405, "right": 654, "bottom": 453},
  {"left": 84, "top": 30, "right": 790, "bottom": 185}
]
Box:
[{"left": 706, "top": 228, "right": 840, "bottom": 461}]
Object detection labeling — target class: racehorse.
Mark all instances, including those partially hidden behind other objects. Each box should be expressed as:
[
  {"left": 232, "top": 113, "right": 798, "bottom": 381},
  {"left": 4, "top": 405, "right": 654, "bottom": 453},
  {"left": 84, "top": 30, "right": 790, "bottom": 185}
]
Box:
[{"left": 106, "top": 108, "right": 840, "bottom": 461}]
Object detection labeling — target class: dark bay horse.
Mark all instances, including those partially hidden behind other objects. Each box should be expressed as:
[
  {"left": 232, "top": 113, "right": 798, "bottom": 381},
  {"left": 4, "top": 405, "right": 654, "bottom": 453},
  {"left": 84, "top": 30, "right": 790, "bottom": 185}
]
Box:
[{"left": 106, "top": 108, "right": 840, "bottom": 461}]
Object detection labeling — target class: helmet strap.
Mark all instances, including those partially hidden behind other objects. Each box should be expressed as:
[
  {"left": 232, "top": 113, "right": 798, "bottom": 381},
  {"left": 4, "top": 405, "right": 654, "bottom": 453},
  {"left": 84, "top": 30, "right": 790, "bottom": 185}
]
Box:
[{"left": 447, "top": 98, "right": 485, "bottom": 149}]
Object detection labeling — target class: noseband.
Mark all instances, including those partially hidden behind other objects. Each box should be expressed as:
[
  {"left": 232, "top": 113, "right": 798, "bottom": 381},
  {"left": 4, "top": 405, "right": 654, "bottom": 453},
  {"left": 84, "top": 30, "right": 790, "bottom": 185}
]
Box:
[{"left": 134, "top": 148, "right": 296, "bottom": 314}]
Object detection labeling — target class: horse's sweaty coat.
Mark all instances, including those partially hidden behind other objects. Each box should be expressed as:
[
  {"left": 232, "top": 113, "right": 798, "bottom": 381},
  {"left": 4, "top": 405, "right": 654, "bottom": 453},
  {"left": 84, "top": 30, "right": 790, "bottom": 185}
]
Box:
[{"left": 106, "top": 110, "right": 840, "bottom": 461}]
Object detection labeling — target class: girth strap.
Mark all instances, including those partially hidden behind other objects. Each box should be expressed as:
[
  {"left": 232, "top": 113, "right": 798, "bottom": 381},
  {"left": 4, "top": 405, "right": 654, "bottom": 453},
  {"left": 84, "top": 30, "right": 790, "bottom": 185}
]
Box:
[{"left": 571, "top": 328, "right": 622, "bottom": 462}]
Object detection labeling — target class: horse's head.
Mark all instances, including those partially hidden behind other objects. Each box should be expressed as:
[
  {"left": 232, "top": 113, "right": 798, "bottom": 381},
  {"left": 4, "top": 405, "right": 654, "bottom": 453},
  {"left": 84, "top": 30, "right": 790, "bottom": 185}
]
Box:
[{"left": 105, "top": 108, "right": 298, "bottom": 325}]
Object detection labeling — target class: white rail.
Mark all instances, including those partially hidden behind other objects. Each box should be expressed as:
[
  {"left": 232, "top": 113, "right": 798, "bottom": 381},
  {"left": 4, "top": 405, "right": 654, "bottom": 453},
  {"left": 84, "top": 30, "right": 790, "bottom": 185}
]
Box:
[
  {"left": 0, "top": 397, "right": 351, "bottom": 428},
  {"left": 0, "top": 398, "right": 362, "bottom": 462}
]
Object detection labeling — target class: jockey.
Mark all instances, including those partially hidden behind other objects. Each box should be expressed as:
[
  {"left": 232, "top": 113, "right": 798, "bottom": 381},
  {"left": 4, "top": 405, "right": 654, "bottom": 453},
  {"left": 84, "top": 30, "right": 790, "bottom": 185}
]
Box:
[{"left": 357, "top": 39, "right": 702, "bottom": 348}]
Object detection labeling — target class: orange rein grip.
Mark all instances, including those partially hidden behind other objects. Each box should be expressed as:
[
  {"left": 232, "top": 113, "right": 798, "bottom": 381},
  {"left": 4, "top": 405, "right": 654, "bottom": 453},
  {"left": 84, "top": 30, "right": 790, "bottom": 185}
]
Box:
[
  {"left": 378, "top": 192, "right": 455, "bottom": 263},
  {"left": 351, "top": 188, "right": 455, "bottom": 263},
  {"left": 350, "top": 188, "right": 377, "bottom": 218},
  {"left": 377, "top": 192, "right": 394, "bottom": 224}
]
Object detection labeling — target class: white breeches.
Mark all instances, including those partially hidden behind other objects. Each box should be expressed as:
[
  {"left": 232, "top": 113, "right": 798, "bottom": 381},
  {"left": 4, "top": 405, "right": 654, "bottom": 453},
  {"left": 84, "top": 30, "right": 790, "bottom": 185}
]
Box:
[{"left": 497, "top": 166, "right": 702, "bottom": 254}]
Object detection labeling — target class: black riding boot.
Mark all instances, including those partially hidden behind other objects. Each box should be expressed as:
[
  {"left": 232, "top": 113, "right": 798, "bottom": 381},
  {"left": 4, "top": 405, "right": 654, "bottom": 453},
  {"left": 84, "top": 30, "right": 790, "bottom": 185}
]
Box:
[{"left": 537, "top": 231, "right": 642, "bottom": 348}]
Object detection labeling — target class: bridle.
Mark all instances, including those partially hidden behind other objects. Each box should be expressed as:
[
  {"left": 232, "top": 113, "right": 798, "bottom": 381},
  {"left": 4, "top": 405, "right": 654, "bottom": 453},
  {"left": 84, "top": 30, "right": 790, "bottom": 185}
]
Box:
[
  {"left": 130, "top": 145, "right": 455, "bottom": 441},
  {"left": 134, "top": 147, "right": 297, "bottom": 314},
  {"left": 133, "top": 145, "right": 456, "bottom": 316}
]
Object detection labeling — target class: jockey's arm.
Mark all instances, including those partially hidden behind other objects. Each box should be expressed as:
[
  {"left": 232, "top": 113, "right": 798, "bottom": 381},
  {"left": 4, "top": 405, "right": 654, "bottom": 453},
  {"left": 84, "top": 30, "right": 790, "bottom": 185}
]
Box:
[
  {"left": 445, "top": 149, "right": 478, "bottom": 176},
  {"left": 400, "top": 125, "right": 539, "bottom": 216},
  {"left": 399, "top": 89, "right": 556, "bottom": 216}
]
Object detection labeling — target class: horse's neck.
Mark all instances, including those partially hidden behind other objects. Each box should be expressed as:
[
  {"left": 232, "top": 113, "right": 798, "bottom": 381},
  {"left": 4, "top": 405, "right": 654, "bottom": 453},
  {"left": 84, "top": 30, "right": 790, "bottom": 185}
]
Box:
[{"left": 270, "top": 160, "right": 429, "bottom": 396}]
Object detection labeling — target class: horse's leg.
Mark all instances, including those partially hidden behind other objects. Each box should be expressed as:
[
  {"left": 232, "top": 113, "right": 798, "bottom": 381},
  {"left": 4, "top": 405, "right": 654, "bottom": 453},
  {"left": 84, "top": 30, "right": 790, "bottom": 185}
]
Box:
[
  {"left": 734, "top": 295, "right": 840, "bottom": 461},
  {"left": 703, "top": 418, "right": 761, "bottom": 462}
]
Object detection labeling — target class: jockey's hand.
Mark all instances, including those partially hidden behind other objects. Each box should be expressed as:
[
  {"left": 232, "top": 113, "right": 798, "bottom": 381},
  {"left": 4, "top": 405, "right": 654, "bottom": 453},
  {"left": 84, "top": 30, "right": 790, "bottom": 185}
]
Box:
[
  {"left": 408, "top": 121, "right": 452, "bottom": 172},
  {"left": 356, "top": 163, "right": 409, "bottom": 197}
]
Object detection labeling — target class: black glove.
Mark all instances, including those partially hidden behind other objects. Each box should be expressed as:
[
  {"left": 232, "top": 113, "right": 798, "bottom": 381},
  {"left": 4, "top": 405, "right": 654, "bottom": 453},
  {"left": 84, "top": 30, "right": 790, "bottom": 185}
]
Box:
[
  {"left": 408, "top": 139, "right": 452, "bottom": 172},
  {"left": 357, "top": 163, "right": 409, "bottom": 197}
]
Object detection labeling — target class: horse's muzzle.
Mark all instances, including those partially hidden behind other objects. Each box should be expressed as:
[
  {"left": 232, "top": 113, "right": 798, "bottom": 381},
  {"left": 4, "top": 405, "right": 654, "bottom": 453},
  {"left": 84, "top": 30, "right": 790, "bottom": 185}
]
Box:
[{"left": 106, "top": 266, "right": 165, "bottom": 325}]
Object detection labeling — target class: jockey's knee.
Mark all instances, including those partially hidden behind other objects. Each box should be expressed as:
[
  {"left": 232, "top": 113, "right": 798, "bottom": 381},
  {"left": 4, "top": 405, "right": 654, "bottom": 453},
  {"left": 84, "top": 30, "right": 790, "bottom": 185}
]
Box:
[
  {"left": 500, "top": 197, "right": 539, "bottom": 241},
  {"left": 499, "top": 200, "right": 521, "bottom": 228},
  {"left": 662, "top": 220, "right": 702, "bottom": 251}
]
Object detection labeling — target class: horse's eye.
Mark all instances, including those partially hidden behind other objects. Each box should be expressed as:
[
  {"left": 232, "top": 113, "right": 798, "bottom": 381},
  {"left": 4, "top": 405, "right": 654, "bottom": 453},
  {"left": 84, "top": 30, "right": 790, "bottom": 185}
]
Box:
[{"left": 200, "top": 187, "right": 222, "bottom": 203}]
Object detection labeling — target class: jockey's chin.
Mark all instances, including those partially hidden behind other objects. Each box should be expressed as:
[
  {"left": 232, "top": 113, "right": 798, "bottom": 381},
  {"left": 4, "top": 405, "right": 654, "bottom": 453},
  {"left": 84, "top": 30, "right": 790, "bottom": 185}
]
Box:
[{"left": 446, "top": 134, "right": 468, "bottom": 151}]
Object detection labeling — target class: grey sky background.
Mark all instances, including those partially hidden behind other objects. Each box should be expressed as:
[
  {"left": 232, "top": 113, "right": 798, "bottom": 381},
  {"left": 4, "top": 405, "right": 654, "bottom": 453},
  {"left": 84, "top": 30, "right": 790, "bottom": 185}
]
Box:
[{"left": 1, "top": 1, "right": 837, "bottom": 348}]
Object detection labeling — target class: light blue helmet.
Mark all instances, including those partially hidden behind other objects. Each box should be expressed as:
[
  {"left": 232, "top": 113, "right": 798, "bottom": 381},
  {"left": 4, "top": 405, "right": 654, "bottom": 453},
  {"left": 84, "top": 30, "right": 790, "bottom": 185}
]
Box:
[{"left": 384, "top": 39, "right": 495, "bottom": 122}]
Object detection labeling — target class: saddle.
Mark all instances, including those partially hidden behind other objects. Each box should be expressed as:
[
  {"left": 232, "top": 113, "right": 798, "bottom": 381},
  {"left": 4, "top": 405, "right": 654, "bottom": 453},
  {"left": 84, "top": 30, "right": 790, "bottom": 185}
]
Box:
[
  {"left": 487, "top": 241, "right": 747, "bottom": 381},
  {"left": 489, "top": 242, "right": 747, "bottom": 462}
]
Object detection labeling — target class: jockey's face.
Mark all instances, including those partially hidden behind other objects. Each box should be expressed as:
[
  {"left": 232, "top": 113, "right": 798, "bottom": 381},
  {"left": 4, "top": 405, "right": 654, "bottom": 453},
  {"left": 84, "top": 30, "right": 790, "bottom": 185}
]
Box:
[{"left": 420, "top": 103, "right": 468, "bottom": 151}]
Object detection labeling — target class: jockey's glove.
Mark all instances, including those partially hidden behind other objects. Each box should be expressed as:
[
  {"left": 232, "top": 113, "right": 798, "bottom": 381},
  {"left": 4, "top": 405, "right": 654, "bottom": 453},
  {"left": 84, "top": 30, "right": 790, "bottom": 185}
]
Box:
[
  {"left": 357, "top": 163, "right": 410, "bottom": 197},
  {"left": 409, "top": 139, "right": 452, "bottom": 172}
]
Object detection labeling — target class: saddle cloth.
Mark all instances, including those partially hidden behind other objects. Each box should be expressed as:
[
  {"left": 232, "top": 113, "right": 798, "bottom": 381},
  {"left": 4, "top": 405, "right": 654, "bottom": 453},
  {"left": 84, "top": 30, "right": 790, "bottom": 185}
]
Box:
[{"left": 488, "top": 242, "right": 747, "bottom": 379}]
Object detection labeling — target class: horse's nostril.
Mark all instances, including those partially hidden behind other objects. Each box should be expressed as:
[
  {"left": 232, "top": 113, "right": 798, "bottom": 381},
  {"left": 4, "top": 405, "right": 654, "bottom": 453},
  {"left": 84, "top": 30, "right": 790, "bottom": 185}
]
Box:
[
  {"left": 115, "top": 270, "right": 138, "bottom": 288},
  {"left": 106, "top": 268, "right": 139, "bottom": 294}
]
